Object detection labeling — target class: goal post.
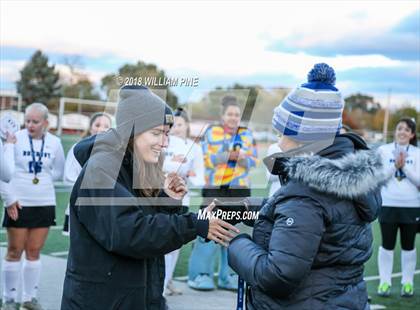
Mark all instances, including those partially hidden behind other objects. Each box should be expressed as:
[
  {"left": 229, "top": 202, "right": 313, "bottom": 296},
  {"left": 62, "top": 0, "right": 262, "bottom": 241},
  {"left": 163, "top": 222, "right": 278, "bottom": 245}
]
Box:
[{"left": 57, "top": 97, "right": 117, "bottom": 136}]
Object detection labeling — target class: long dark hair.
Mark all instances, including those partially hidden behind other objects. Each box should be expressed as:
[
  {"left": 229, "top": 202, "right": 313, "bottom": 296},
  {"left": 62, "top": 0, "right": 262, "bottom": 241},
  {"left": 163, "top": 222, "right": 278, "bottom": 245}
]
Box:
[
  {"left": 126, "top": 137, "right": 165, "bottom": 197},
  {"left": 396, "top": 117, "right": 417, "bottom": 146}
]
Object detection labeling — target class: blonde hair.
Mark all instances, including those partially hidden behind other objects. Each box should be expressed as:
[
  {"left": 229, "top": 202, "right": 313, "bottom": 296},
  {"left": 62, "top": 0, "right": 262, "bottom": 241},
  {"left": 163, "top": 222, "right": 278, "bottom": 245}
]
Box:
[{"left": 25, "top": 102, "right": 49, "bottom": 120}]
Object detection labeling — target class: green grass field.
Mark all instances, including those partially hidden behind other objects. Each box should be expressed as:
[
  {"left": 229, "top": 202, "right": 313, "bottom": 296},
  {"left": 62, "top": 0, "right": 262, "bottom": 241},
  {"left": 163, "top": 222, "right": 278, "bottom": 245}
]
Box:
[
  {"left": 1, "top": 192, "right": 420, "bottom": 309},
  {"left": 1, "top": 135, "right": 419, "bottom": 309}
]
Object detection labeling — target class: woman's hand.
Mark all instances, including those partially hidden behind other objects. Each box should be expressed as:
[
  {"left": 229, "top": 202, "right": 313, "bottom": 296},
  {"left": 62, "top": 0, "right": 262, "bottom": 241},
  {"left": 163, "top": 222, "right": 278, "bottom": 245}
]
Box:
[
  {"left": 395, "top": 152, "right": 406, "bottom": 169},
  {"left": 187, "top": 170, "right": 196, "bottom": 177},
  {"left": 237, "top": 149, "right": 248, "bottom": 161},
  {"left": 228, "top": 151, "right": 240, "bottom": 162},
  {"left": 6, "top": 201, "right": 21, "bottom": 221},
  {"left": 5, "top": 132, "right": 16, "bottom": 144},
  {"left": 204, "top": 202, "right": 240, "bottom": 247},
  {"left": 171, "top": 154, "right": 187, "bottom": 163},
  {"left": 164, "top": 172, "right": 187, "bottom": 200}
]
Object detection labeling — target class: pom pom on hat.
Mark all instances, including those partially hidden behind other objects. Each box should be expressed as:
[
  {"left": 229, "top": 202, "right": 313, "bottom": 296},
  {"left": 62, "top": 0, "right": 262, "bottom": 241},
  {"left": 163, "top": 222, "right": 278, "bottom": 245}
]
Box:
[{"left": 307, "top": 63, "right": 336, "bottom": 85}]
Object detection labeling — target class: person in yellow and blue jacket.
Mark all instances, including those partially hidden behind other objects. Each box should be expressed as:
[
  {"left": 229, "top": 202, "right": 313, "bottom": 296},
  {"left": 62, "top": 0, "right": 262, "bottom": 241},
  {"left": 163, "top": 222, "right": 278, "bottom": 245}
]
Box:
[
  {"left": 188, "top": 95, "right": 258, "bottom": 291},
  {"left": 202, "top": 123, "right": 257, "bottom": 187}
]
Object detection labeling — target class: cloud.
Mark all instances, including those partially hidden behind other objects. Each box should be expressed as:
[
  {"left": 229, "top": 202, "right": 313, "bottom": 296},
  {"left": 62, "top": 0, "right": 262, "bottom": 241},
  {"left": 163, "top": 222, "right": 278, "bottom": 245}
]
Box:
[
  {"left": 339, "top": 64, "right": 420, "bottom": 94},
  {"left": 1, "top": 1, "right": 418, "bottom": 73},
  {"left": 268, "top": 10, "right": 420, "bottom": 61},
  {"left": 0, "top": 1, "right": 418, "bottom": 108},
  {"left": 393, "top": 9, "right": 419, "bottom": 35},
  {"left": 0, "top": 60, "right": 25, "bottom": 86}
]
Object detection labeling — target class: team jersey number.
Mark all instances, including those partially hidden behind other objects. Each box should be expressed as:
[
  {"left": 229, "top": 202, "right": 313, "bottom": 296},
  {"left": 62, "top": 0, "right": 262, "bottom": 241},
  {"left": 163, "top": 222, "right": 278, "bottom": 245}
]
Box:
[{"left": 29, "top": 161, "right": 43, "bottom": 173}]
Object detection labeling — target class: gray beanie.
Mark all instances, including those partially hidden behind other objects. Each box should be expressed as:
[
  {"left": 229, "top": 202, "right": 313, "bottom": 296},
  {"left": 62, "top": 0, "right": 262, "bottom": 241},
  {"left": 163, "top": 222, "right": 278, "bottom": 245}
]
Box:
[{"left": 115, "top": 85, "right": 174, "bottom": 139}]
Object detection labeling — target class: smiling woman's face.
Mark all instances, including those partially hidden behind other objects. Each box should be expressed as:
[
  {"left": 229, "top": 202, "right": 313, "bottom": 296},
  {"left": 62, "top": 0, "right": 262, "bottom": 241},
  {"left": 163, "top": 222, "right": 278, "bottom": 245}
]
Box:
[
  {"left": 89, "top": 116, "right": 111, "bottom": 136},
  {"left": 134, "top": 125, "right": 170, "bottom": 163},
  {"left": 222, "top": 105, "right": 241, "bottom": 129},
  {"left": 395, "top": 121, "right": 414, "bottom": 145}
]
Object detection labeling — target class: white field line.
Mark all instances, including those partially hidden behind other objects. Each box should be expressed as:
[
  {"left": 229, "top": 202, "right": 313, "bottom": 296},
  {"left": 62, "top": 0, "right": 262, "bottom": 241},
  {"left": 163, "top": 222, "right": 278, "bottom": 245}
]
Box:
[
  {"left": 370, "top": 305, "right": 386, "bottom": 309},
  {"left": 50, "top": 251, "right": 69, "bottom": 257},
  {"left": 364, "top": 269, "right": 420, "bottom": 281}
]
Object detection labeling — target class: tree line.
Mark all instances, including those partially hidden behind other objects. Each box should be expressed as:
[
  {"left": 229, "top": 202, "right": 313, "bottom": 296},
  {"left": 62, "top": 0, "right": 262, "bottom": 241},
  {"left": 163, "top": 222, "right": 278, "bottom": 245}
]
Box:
[{"left": 14, "top": 50, "right": 419, "bottom": 133}]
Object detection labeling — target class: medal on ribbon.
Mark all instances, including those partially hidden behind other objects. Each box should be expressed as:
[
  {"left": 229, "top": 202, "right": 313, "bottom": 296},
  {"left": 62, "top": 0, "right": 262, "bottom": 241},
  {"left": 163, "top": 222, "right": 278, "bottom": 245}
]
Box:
[{"left": 29, "top": 134, "right": 45, "bottom": 185}]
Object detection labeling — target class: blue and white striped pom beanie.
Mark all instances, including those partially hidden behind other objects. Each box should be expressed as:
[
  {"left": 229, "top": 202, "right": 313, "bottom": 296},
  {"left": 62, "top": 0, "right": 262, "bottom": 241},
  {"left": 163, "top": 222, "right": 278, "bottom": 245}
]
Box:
[{"left": 272, "top": 63, "right": 344, "bottom": 142}]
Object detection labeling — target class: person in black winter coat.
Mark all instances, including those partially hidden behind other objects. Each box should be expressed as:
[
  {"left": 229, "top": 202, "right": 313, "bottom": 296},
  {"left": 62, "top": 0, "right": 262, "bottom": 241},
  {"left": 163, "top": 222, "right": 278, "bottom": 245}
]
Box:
[
  {"left": 225, "top": 64, "right": 387, "bottom": 310},
  {"left": 60, "top": 86, "right": 239, "bottom": 310}
]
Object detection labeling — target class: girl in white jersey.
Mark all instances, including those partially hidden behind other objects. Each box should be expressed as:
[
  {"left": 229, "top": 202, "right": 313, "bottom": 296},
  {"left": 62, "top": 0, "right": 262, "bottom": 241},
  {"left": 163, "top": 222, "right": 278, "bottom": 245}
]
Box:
[
  {"left": 265, "top": 138, "right": 283, "bottom": 197},
  {"left": 62, "top": 113, "right": 112, "bottom": 235},
  {"left": 162, "top": 108, "right": 205, "bottom": 295},
  {"left": 0, "top": 132, "right": 16, "bottom": 182},
  {"left": 0, "top": 103, "right": 65, "bottom": 310},
  {"left": 377, "top": 117, "right": 420, "bottom": 298}
]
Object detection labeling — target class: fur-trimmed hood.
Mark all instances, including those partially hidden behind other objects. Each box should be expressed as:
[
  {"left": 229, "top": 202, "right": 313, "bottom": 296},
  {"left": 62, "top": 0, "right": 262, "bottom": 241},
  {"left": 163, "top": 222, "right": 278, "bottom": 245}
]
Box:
[
  {"left": 264, "top": 133, "right": 387, "bottom": 200},
  {"left": 284, "top": 149, "right": 387, "bottom": 200},
  {"left": 264, "top": 134, "right": 386, "bottom": 222}
]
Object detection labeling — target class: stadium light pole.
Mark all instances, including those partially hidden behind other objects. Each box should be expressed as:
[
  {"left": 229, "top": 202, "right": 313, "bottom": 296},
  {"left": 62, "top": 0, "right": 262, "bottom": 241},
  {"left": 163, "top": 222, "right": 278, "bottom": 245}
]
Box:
[
  {"left": 57, "top": 97, "right": 65, "bottom": 136},
  {"left": 382, "top": 88, "right": 391, "bottom": 143}
]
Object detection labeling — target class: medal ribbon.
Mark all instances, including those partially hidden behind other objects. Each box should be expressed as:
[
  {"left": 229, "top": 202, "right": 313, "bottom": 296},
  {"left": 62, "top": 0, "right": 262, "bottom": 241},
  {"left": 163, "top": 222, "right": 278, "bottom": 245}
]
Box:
[{"left": 29, "top": 134, "right": 45, "bottom": 182}]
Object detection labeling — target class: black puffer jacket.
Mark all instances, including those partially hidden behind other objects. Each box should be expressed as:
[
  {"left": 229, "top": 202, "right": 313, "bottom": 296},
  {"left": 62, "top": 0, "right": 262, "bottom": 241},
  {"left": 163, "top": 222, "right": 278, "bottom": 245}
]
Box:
[
  {"left": 61, "top": 129, "right": 208, "bottom": 310},
  {"left": 228, "top": 134, "right": 386, "bottom": 310}
]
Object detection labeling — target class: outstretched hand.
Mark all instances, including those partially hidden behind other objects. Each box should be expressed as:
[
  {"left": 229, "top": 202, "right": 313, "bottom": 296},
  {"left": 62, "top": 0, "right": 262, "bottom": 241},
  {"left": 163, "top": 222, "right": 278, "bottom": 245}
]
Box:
[{"left": 204, "top": 202, "right": 240, "bottom": 247}]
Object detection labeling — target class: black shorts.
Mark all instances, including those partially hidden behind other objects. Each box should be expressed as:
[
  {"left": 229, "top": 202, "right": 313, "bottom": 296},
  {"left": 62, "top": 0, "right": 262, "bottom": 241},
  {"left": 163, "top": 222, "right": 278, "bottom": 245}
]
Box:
[
  {"left": 379, "top": 206, "right": 420, "bottom": 224},
  {"left": 2, "top": 205, "right": 56, "bottom": 228}
]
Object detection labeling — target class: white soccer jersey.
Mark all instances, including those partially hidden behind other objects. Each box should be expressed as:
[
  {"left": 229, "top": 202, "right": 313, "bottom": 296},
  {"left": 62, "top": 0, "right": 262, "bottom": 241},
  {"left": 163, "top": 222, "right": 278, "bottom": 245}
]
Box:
[
  {"left": 163, "top": 135, "right": 205, "bottom": 206},
  {"left": 378, "top": 142, "right": 420, "bottom": 208},
  {"left": 0, "top": 129, "right": 65, "bottom": 207},
  {"left": 266, "top": 143, "right": 283, "bottom": 197},
  {"left": 0, "top": 139, "right": 15, "bottom": 182},
  {"left": 64, "top": 143, "right": 82, "bottom": 185}
]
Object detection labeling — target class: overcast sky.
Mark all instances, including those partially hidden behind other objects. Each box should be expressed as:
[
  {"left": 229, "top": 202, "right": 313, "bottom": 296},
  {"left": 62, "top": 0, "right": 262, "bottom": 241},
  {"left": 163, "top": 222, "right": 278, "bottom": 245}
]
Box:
[{"left": 0, "top": 0, "right": 419, "bottom": 109}]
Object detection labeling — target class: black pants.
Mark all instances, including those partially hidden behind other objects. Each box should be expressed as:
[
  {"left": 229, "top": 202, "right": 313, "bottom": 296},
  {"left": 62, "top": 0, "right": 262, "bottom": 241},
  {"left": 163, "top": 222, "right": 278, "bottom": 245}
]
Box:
[
  {"left": 201, "top": 186, "right": 251, "bottom": 206},
  {"left": 380, "top": 222, "right": 417, "bottom": 251}
]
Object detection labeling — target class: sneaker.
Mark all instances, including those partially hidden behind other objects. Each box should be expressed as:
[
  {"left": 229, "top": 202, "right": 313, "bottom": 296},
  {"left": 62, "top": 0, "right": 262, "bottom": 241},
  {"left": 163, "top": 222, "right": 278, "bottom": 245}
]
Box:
[
  {"left": 166, "top": 280, "right": 182, "bottom": 295},
  {"left": 401, "top": 283, "right": 414, "bottom": 297},
  {"left": 20, "top": 298, "right": 43, "bottom": 310},
  {"left": 218, "top": 275, "right": 238, "bottom": 291},
  {"left": 187, "top": 274, "right": 215, "bottom": 291},
  {"left": 377, "top": 283, "right": 391, "bottom": 297},
  {"left": 1, "top": 300, "right": 18, "bottom": 310}
]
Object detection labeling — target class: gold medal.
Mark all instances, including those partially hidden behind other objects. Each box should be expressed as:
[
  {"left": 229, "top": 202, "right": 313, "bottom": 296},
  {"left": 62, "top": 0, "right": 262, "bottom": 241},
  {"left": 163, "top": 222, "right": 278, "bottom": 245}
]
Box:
[{"left": 32, "top": 177, "right": 39, "bottom": 185}]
